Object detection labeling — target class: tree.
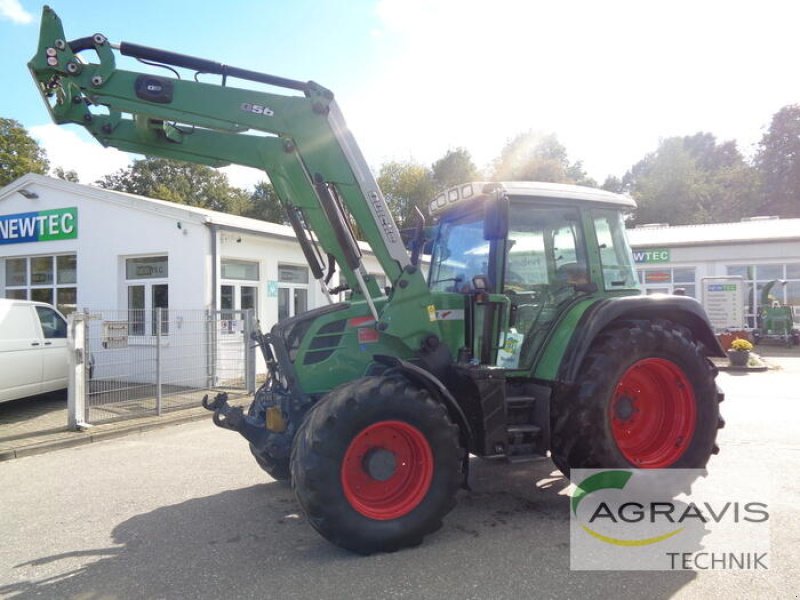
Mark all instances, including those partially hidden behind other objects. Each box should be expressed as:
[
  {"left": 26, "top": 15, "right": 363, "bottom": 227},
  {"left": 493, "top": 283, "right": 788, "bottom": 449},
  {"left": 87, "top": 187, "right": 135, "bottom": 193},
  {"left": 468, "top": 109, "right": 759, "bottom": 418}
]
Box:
[
  {"left": 755, "top": 105, "right": 800, "bottom": 218},
  {"left": 431, "top": 148, "right": 479, "bottom": 191},
  {"left": 244, "top": 181, "right": 286, "bottom": 224},
  {"left": 601, "top": 175, "right": 624, "bottom": 193},
  {"left": 97, "top": 157, "right": 250, "bottom": 215},
  {"left": 0, "top": 118, "right": 49, "bottom": 187},
  {"left": 491, "top": 131, "right": 595, "bottom": 186},
  {"left": 622, "top": 133, "right": 758, "bottom": 225},
  {"left": 376, "top": 160, "right": 435, "bottom": 227},
  {"left": 682, "top": 132, "right": 741, "bottom": 171},
  {"left": 624, "top": 139, "right": 705, "bottom": 225}
]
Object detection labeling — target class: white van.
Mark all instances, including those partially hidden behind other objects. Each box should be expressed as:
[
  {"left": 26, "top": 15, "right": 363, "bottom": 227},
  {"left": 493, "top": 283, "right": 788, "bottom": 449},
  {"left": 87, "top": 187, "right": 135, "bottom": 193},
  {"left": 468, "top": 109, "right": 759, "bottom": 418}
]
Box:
[{"left": 0, "top": 299, "right": 69, "bottom": 403}]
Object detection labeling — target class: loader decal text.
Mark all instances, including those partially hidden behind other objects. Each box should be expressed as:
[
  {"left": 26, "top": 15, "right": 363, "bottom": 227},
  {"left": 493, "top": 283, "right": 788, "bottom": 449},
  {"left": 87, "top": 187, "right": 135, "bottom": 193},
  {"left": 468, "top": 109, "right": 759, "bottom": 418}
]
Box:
[
  {"left": 368, "top": 191, "right": 399, "bottom": 245},
  {"left": 241, "top": 102, "right": 274, "bottom": 117}
]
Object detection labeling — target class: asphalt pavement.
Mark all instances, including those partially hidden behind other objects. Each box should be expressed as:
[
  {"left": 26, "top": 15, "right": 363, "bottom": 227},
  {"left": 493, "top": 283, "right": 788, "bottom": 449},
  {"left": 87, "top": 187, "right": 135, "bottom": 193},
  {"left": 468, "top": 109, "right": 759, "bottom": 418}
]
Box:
[
  {"left": 0, "top": 356, "right": 797, "bottom": 599},
  {"left": 0, "top": 391, "right": 249, "bottom": 461}
]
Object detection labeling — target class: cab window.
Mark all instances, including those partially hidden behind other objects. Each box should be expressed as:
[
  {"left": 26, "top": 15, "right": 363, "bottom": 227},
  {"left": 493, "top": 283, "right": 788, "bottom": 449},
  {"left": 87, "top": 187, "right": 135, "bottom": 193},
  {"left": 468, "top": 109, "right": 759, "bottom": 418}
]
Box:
[
  {"left": 505, "top": 205, "right": 587, "bottom": 293},
  {"left": 429, "top": 211, "right": 490, "bottom": 293},
  {"left": 592, "top": 209, "right": 638, "bottom": 291}
]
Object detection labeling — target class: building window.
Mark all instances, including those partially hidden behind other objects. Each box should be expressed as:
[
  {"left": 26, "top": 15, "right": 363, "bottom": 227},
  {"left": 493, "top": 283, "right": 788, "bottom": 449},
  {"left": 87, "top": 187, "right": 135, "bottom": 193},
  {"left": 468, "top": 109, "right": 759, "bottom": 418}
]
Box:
[
  {"left": 4, "top": 254, "right": 78, "bottom": 314},
  {"left": 126, "top": 256, "right": 168, "bottom": 336},
  {"left": 126, "top": 256, "right": 168, "bottom": 280},
  {"left": 727, "top": 263, "right": 800, "bottom": 325},
  {"left": 241, "top": 286, "right": 257, "bottom": 311},
  {"left": 637, "top": 266, "right": 696, "bottom": 297},
  {"left": 278, "top": 264, "right": 309, "bottom": 320},
  {"left": 221, "top": 259, "right": 259, "bottom": 281},
  {"left": 219, "top": 259, "right": 260, "bottom": 331}
]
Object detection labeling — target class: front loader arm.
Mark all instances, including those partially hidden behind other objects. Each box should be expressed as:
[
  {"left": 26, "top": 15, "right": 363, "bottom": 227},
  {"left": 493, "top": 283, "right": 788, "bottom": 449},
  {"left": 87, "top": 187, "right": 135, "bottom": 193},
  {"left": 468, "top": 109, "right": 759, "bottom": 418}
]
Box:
[{"left": 29, "top": 6, "right": 423, "bottom": 317}]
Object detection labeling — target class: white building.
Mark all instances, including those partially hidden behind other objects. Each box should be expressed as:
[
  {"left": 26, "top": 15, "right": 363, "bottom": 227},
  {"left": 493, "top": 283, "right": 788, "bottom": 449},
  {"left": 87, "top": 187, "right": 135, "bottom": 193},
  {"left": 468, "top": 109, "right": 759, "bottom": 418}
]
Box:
[
  {"left": 0, "top": 174, "right": 387, "bottom": 389},
  {"left": 0, "top": 174, "right": 383, "bottom": 322},
  {"left": 2, "top": 173, "right": 797, "bottom": 336},
  {"left": 628, "top": 218, "right": 800, "bottom": 327}
]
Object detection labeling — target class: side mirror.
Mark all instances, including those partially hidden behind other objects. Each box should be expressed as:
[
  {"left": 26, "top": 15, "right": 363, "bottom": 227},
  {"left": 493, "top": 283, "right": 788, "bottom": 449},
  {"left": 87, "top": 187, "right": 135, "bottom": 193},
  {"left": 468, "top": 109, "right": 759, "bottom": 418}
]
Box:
[
  {"left": 484, "top": 194, "right": 509, "bottom": 240},
  {"left": 402, "top": 208, "right": 435, "bottom": 266}
]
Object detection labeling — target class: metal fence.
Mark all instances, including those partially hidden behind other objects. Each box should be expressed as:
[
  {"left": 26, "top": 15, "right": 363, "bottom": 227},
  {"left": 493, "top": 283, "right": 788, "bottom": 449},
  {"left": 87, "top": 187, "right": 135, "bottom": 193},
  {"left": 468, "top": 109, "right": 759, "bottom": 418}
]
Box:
[{"left": 67, "top": 308, "right": 255, "bottom": 426}]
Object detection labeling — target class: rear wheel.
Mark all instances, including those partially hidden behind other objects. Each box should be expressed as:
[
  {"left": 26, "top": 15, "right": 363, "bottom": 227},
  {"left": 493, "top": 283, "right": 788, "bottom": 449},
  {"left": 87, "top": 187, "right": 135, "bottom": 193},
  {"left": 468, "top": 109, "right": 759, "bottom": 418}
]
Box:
[
  {"left": 551, "top": 320, "right": 723, "bottom": 477},
  {"left": 291, "top": 375, "right": 462, "bottom": 554}
]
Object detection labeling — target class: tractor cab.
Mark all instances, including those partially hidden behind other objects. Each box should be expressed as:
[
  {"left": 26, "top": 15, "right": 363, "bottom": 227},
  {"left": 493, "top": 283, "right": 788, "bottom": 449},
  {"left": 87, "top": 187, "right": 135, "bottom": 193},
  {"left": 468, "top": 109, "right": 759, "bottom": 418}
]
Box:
[{"left": 427, "top": 182, "right": 640, "bottom": 371}]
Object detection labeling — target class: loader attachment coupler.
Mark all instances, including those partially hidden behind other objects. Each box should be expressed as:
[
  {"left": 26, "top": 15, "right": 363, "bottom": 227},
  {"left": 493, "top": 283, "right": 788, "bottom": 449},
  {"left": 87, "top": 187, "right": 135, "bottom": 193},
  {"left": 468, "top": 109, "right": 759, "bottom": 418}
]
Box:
[
  {"left": 202, "top": 393, "right": 242, "bottom": 430},
  {"left": 202, "top": 393, "right": 263, "bottom": 447}
]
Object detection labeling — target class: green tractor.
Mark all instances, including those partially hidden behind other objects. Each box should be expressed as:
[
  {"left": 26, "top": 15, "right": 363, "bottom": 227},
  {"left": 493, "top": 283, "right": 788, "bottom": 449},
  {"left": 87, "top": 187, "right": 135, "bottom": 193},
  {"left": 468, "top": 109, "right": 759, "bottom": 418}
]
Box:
[
  {"left": 29, "top": 7, "right": 725, "bottom": 554},
  {"left": 754, "top": 280, "right": 799, "bottom": 346}
]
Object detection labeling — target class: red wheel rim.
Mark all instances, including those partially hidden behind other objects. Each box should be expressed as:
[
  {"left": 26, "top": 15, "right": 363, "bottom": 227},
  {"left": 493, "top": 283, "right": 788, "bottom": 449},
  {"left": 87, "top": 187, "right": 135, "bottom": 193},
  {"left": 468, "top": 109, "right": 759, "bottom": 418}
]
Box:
[
  {"left": 609, "top": 358, "right": 697, "bottom": 468},
  {"left": 341, "top": 420, "right": 434, "bottom": 520}
]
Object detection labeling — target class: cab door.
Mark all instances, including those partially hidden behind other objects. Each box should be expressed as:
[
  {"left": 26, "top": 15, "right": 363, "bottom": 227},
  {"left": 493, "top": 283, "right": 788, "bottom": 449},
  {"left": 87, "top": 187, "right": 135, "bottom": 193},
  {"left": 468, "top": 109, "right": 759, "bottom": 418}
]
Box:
[
  {"left": 34, "top": 305, "right": 69, "bottom": 393},
  {"left": 501, "top": 204, "right": 589, "bottom": 370},
  {"left": 0, "top": 304, "right": 43, "bottom": 402}
]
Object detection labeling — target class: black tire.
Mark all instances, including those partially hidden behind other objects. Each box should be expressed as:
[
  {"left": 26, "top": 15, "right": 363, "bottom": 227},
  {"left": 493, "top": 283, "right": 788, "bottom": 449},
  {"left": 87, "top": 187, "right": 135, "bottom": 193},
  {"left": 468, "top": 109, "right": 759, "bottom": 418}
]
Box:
[
  {"left": 290, "top": 375, "right": 462, "bottom": 554},
  {"left": 249, "top": 449, "right": 291, "bottom": 481},
  {"left": 551, "top": 319, "right": 723, "bottom": 478},
  {"left": 247, "top": 399, "right": 291, "bottom": 481}
]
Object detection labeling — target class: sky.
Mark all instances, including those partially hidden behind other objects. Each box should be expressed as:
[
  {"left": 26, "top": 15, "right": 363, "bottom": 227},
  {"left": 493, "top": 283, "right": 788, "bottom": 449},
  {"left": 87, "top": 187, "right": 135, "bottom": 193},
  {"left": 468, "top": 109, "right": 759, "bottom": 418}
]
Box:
[{"left": 2, "top": 0, "right": 800, "bottom": 190}]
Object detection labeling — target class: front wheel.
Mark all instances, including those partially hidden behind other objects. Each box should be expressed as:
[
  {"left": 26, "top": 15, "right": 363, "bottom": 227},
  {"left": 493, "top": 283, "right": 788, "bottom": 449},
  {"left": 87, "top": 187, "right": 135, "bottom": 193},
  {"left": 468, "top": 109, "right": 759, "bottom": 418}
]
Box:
[
  {"left": 291, "top": 375, "right": 462, "bottom": 554},
  {"left": 551, "top": 320, "right": 723, "bottom": 477},
  {"left": 247, "top": 399, "right": 290, "bottom": 481}
]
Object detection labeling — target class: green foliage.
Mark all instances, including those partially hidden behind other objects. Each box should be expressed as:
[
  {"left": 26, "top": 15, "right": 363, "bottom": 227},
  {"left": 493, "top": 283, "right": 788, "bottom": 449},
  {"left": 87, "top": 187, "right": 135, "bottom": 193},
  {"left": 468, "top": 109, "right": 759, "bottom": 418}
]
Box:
[
  {"left": 623, "top": 133, "right": 758, "bottom": 225},
  {"left": 491, "top": 131, "right": 595, "bottom": 186},
  {"left": 755, "top": 105, "right": 800, "bottom": 218},
  {"left": 97, "top": 157, "right": 250, "bottom": 215},
  {"left": 0, "top": 118, "right": 49, "bottom": 187},
  {"left": 244, "top": 181, "right": 286, "bottom": 224},
  {"left": 431, "top": 148, "right": 479, "bottom": 191},
  {"left": 377, "top": 159, "right": 436, "bottom": 227},
  {"left": 601, "top": 175, "right": 624, "bottom": 193}
]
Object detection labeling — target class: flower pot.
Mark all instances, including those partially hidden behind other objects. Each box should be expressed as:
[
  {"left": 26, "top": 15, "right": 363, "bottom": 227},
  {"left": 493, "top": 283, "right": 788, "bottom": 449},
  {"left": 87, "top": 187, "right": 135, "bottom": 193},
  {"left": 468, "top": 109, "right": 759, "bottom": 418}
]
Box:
[{"left": 727, "top": 349, "right": 749, "bottom": 367}]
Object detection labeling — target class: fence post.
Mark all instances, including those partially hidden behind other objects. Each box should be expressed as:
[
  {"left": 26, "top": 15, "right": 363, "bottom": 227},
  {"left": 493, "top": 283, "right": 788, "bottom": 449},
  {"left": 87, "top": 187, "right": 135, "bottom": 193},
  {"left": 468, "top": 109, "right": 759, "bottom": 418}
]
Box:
[
  {"left": 67, "top": 312, "right": 86, "bottom": 429},
  {"left": 207, "top": 309, "right": 216, "bottom": 389},
  {"left": 156, "top": 307, "right": 162, "bottom": 416},
  {"left": 244, "top": 309, "right": 256, "bottom": 394}
]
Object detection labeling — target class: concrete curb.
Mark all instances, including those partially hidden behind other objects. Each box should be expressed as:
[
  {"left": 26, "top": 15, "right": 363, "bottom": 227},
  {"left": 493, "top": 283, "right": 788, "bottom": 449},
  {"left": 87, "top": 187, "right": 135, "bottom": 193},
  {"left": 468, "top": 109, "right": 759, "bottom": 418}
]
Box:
[
  {"left": 0, "top": 409, "right": 213, "bottom": 462},
  {"left": 715, "top": 364, "right": 770, "bottom": 373}
]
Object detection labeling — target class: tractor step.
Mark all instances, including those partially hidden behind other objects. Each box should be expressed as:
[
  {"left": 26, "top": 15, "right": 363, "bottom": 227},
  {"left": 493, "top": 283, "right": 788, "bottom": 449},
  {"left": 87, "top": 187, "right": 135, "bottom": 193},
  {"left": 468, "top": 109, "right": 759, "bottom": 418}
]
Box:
[
  {"left": 507, "top": 424, "right": 541, "bottom": 435},
  {"left": 507, "top": 453, "right": 549, "bottom": 464},
  {"left": 506, "top": 395, "right": 537, "bottom": 407},
  {"left": 506, "top": 423, "right": 543, "bottom": 461}
]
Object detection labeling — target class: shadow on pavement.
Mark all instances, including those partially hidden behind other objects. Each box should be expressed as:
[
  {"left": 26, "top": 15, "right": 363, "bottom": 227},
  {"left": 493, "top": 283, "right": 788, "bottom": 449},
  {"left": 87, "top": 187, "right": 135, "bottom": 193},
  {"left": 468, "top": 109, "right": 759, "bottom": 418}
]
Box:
[{"left": 1, "top": 458, "right": 696, "bottom": 600}]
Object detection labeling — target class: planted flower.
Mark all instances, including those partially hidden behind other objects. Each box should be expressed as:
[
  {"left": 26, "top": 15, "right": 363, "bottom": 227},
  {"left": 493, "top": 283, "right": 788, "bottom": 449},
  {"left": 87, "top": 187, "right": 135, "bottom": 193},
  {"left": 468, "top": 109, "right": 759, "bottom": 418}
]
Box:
[{"left": 730, "top": 338, "right": 754, "bottom": 352}]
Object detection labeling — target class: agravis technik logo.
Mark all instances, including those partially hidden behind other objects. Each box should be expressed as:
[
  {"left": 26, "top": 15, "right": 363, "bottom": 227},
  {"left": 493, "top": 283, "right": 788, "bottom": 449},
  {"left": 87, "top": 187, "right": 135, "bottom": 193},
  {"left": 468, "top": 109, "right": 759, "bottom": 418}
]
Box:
[
  {"left": 570, "top": 469, "right": 770, "bottom": 571},
  {"left": 572, "top": 470, "right": 684, "bottom": 547}
]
